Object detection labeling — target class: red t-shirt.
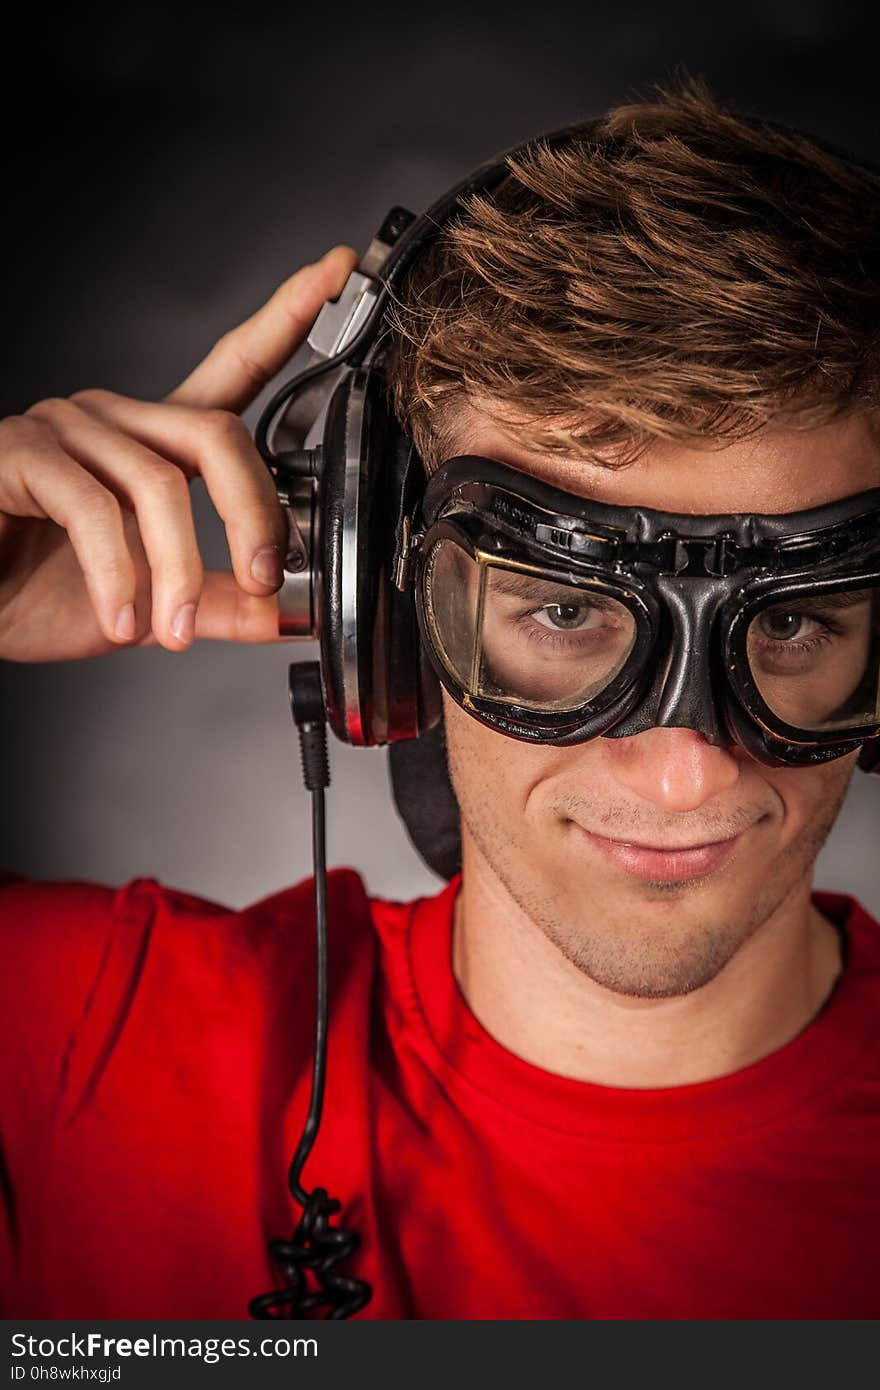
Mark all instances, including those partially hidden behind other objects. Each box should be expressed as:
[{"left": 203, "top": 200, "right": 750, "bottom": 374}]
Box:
[{"left": 1, "top": 868, "right": 879, "bottom": 1319}]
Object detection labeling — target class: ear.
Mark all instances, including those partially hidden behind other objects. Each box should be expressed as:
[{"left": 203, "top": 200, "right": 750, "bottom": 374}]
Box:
[{"left": 857, "top": 737, "right": 880, "bottom": 773}]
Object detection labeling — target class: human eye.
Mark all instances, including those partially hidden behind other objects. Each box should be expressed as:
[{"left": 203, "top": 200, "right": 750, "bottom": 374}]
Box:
[
  {"left": 530, "top": 600, "right": 607, "bottom": 633},
  {"left": 747, "top": 593, "right": 868, "bottom": 676},
  {"left": 746, "top": 589, "right": 877, "bottom": 730},
  {"left": 754, "top": 607, "right": 836, "bottom": 650}
]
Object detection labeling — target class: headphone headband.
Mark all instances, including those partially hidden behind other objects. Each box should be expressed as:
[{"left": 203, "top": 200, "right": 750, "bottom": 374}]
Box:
[
  {"left": 351, "top": 110, "right": 880, "bottom": 366},
  {"left": 255, "top": 119, "right": 606, "bottom": 466},
  {"left": 344, "top": 119, "right": 604, "bottom": 363}
]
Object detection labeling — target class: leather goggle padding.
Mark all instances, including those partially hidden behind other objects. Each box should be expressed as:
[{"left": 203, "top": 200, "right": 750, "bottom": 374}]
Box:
[{"left": 420, "top": 456, "right": 880, "bottom": 557}]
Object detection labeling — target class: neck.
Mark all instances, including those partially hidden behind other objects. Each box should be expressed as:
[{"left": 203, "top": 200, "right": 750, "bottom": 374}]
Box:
[{"left": 452, "top": 831, "right": 844, "bottom": 1089}]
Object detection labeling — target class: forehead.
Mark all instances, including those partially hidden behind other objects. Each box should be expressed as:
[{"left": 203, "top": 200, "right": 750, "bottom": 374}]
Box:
[{"left": 445, "top": 407, "right": 880, "bottom": 514}]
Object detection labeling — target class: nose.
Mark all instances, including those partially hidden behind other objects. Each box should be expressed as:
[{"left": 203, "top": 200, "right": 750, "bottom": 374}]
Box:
[{"left": 604, "top": 726, "right": 741, "bottom": 813}]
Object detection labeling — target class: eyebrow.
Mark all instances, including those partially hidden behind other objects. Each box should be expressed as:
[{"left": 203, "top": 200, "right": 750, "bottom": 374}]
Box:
[
  {"left": 485, "top": 569, "right": 614, "bottom": 605},
  {"left": 486, "top": 572, "right": 874, "bottom": 615},
  {"left": 773, "top": 590, "right": 873, "bottom": 612}
]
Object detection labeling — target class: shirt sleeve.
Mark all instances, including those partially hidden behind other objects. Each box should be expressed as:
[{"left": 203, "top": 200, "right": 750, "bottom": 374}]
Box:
[
  {"left": 0, "top": 874, "right": 122, "bottom": 1109},
  {"left": 0, "top": 872, "right": 162, "bottom": 1293}
]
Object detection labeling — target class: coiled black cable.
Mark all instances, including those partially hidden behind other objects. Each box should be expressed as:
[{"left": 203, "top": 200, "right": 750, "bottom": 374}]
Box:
[{"left": 249, "top": 663, "right": 372, "bottom": 1320}]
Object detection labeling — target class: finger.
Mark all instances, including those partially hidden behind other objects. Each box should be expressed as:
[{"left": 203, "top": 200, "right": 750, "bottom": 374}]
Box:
[
  {"left": 167, "top": 245, "right": 358, "bottom": 414},
  {"left": 0, "top": 421, "right": 139, "bottom": 645},
  {"left": 70, "top": 389, "right": 287, "bottom": 595},
  {"left": 27, "top": 399, "right": 203, "bottom": 651},
  {"left": 194, "top": 571, "right": 282, "bottom": 643}
]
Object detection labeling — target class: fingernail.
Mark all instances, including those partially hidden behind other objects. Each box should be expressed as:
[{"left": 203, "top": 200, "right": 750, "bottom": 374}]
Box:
[
  {"left": 171, "top": 602, "right": 197, "bottom": 645},
  {"left": 250, "top": 545, "right": 283, "bottom": 587},
  {"left": 114, "top": 603, "right": 137, "bottom": 641}
]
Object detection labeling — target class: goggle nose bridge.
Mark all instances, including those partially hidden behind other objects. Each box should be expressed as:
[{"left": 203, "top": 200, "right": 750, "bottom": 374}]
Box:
[
  {"left": 605, "top": 574, "right": 736, "bottom": 748},
  {"left": 656, "top": 576, "right": 733, "bottom": 746}
]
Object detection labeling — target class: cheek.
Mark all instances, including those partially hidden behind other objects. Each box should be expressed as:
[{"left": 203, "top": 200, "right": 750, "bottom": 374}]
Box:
[
  {"left": 759, "top": 751, "right": 859, "bottom": 836},
  {"left": 440, "top": 693, "right": 613, "bottom": 836},
  {"left": 441, "top": 693, "right": 551, "bottom": 822}
]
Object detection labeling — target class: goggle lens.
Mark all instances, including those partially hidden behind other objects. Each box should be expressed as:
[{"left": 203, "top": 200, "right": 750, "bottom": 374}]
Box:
[
  {"left": 424, "top": 539, "right": 638, "bottom": 712},
  {"left": 745, "top": 585, "right": 880, "bottom": 733}
]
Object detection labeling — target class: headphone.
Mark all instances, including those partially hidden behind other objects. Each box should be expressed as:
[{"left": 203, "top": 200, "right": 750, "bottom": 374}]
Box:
[
  {"left": 255, "top": 128, "right": 604, "bottom": 739},
  {"left": 255, "top": 115, "right": 880, "bottom": 880}
]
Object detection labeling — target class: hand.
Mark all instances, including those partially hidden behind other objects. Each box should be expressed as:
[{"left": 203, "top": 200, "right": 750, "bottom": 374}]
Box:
[{"left": 0, "top": 246, "right": 358, "bottom": 662}]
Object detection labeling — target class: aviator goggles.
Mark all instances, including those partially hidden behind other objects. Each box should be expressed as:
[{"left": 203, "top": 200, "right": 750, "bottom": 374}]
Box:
[{"left": 406, "top": 457, "right": 880, "bottom": 768}]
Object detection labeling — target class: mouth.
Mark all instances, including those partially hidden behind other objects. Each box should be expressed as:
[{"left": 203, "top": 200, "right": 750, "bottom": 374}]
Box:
[{"left": 574, "top": 827, "right": 745, "bottom": 883}]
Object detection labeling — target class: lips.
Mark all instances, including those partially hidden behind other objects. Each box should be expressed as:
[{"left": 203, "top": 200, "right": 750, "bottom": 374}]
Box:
[{"left": 576, "top": 827, "right": 744, "bottom": 883}]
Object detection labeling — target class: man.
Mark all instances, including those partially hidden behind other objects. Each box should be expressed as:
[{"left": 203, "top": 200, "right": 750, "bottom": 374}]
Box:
[{"left": 1, "top": 82, "right": 879, "bottom": 1319}]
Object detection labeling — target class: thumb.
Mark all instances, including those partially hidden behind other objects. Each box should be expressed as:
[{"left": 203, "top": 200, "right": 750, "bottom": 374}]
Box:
[
  {"left": 167, "top": 245, "right": 358, "bottom": 414},
  {"left": 194, "top": 572, "right": 283, "bottom": 643}
]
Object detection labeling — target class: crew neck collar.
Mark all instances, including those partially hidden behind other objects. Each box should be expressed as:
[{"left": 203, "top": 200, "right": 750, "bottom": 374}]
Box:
[{"left": 407, "top": 879, "right": 880, "bottom": 1143}]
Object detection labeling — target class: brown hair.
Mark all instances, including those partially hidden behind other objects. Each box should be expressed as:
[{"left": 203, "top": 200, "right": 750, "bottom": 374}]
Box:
[{"left": 385, "top": 79, "right": 880, "bottom": 470}]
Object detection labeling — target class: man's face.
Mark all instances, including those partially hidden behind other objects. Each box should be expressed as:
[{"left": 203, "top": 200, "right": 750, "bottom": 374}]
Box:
[{"left": 439, "top": 409, "right": 880, "bottom": 999}]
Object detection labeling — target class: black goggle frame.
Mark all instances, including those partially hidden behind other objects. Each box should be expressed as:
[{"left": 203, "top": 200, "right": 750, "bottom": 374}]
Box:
[{"left": 409, "top": 457, "right": 880, "bottom": 768}]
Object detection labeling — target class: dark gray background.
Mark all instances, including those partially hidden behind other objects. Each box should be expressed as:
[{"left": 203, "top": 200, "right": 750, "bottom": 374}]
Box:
[{"left": 2, "top": 0, "right": 878, "bottom": 911}]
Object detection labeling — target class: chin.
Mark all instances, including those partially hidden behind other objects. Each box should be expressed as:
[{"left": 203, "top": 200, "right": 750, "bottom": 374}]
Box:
[
  {"left": 512, "top": 850, "right": 790, "bottom": 998},
  {"left": 552, "top": 922, "right": 745, "bottom": 998},
  {"left": 531, "top": 890, "right": 758, "bottom": 997}
]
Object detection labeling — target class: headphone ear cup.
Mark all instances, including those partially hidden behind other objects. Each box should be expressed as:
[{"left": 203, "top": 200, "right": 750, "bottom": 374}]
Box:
[
  {"left": 381, "top": 405, "right": 442, "bottom": 743},
  {"left": 315, "top": 364, "right": 439, "bottom": 746},
  {"left": 314, "top": 371, "right": 351, "bottom": 743},
  {"left": 389, "top": 716, "right": 461, "bottom": 881}
]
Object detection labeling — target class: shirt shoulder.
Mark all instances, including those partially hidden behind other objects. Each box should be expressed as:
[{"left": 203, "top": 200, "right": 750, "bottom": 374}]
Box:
[
  {"left": 0, "top": 866, "right": 373, "bottom": 1110},
  {"left": 811, "top": 889, "right": 880, "bottom": 1088},
  {"left": 814, "top": 889, "right": 880, "bottom": 975}
]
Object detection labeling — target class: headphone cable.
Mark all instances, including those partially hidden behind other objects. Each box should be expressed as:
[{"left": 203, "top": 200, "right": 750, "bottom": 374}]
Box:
[{"left": 249, "top": 662, "right": 372, "bottom": 1320}]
